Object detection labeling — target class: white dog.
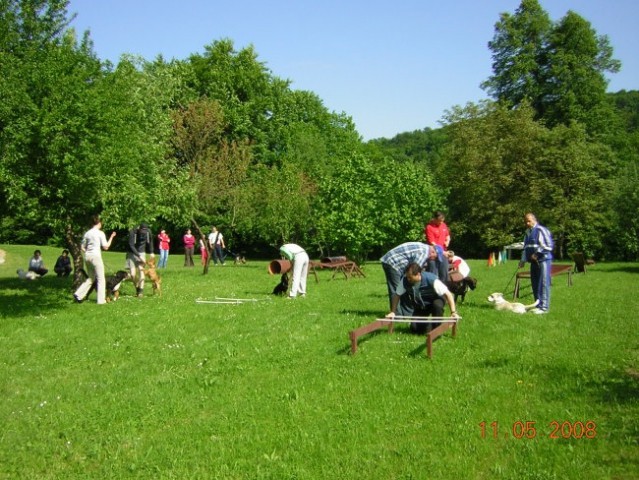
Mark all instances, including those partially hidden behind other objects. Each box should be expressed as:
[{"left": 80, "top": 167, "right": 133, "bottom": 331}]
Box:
[
  {"left": 17, "top": 268, "right": 39, "bottom": 280},
  {"left": 487, "top": 293, "right": 539, "bottom": 314}
]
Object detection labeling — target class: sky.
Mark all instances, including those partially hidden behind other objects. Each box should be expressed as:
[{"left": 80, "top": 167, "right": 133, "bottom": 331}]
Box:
[{"left": 66, "top": 0, "right": 639, "bottom": 141}]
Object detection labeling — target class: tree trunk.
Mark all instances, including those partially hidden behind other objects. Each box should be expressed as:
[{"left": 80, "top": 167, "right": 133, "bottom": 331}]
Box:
[
  {"left": 64, "top": 222, "right": 85, "bottom": 290},
  {"left": 191, "top": 217, "right": 213, "bottom": 275}
]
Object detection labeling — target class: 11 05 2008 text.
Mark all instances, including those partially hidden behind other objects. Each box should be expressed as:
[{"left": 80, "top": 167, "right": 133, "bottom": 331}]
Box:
[{"left": 479, "top": 421, "right": 597, "bottom": 440}]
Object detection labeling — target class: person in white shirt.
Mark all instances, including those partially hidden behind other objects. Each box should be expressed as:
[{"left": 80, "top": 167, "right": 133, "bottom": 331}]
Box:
[
  {"left": 74, "top": 215, "right": 116, "bottom": 304},
  {"left": 279, "top": 243, "right": 309, "bottom": 298},
  {"left": 208, "top": 226, "right": 226, "bottom": 266}
]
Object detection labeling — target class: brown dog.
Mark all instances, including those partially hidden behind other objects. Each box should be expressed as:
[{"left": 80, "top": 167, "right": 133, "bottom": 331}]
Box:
[{"left": 144, "top": 256, "right": 162, "bottom": 296}]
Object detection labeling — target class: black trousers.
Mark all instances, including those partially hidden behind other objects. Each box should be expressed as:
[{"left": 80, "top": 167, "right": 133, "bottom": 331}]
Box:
[{"left": 411, "top": 297, "right": 445, "bottom": 334}]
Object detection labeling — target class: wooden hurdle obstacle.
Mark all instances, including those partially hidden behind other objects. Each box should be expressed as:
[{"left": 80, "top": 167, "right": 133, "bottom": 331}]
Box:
[{"left": 349, "top": 316, "right": 460, "bottom": 359}]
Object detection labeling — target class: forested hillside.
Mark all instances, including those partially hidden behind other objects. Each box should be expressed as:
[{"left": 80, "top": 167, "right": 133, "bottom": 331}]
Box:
[{"left": 1, "top": 0, "right": 637, "bottom": 264}]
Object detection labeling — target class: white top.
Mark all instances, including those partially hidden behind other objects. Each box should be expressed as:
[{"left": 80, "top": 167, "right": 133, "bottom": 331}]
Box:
[
  {"left": 82, "top": 226, "right": 108, "bottom": 256},
  {"left": 451, "top": 256, "right": 471, "bottom": 278},
  {"left": 208, "top": 231, "right": 224, "bottom": 245},
  {"left": 280, "top": 243, "right": 305, "bottom": 260}
]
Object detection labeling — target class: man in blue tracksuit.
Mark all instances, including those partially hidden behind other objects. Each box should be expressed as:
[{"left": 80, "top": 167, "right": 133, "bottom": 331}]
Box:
[{"left": 518, "top": 213, "right": 554, "bottom": 314}]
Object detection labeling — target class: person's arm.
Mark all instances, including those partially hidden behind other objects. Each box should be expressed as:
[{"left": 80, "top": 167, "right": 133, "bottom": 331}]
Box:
[
  {"left": 426, "top": 223, "right": 437, "bottom": 246},
  {"left": 443, "top": 291, "right": 459, "bottom": 318},
  {"left": 103, "top": 232, "right": 116, "bottom": 250},
  {"left": 433, "top": 280, "right": 459, "bottom": 318},
  {"left": 386, "top": 294, "right": 401, "bottom": 319}
]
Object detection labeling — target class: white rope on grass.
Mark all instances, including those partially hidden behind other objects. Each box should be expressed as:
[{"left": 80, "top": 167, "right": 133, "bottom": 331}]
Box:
[
  {"left": 195, "top": 297, "right": 271, "bottom": 304},
  {"left": 214, "top": 297, "right": 270, "bottom": 302},
  {"left": 196, "top": 300, "right": 242, "bottom": 304},
  {"left": 376, "top": 316, "right": 460, "bottom": 324}
]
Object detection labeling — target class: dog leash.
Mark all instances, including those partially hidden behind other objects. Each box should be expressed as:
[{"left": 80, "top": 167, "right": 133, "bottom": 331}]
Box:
[{"left": 503, "top": 267, "right": 520, "bottom": 293}]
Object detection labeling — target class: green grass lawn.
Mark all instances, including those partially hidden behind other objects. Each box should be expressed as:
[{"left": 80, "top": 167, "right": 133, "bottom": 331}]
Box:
[{"left": 1, "top": 244, "right": 638, "bottom": 479}]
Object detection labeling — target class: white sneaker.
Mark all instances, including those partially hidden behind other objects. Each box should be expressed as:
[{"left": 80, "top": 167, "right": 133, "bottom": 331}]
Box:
[{"left": 532, "top": 308, "right": 548, "bottom": 314}]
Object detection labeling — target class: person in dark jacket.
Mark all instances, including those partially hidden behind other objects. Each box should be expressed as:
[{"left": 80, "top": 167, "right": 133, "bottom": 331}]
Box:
[
  {"left": 518, "top": 212, "right": 554, "bottom": 314},
  {"left": 54, "top": 249, "right": 72, "bottom": 277},
  {"left": 386, "top": 262, "right": 460, "bottom": 334},
  {"left": 126, "top": 223, "right": 154, "bottom": 297}
]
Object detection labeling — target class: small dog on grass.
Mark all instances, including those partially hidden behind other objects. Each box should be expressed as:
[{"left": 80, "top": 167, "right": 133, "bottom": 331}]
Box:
[
  {"left": 487, "top": 292, "right": 538, "bottom": 314},
  {"left": 447, "top": 276, "right": 477, "bottom": 303},
  {"left": 272, "top": 273, "right": 289, "bottom": 296},
  {"left": 143, "top": 256, "right": 162, "bottom": 296},
  {"left": 17, "top": 268, "right": 39, "bottom": 280}
]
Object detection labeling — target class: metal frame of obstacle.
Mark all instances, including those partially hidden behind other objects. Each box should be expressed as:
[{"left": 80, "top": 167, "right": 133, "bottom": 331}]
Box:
[{"left": 349, "top": 315, "right": 460, "bottom": 359}]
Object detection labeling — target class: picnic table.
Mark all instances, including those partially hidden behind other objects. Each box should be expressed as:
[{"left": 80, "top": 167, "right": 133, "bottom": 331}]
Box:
[{"left": 310, "top": 257, "right": 366, "bottom": 281}]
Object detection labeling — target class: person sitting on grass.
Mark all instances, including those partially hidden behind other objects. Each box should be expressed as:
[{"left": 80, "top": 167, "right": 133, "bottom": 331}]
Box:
[
  {"left": 386, "top": 262, "right": 459, "bottom": 334},
  {"left": 28, "top": 249, "right": 48, "bottom": 276},
  {"left": 54, "top": 249, "right": 73, "bottom": 277}
]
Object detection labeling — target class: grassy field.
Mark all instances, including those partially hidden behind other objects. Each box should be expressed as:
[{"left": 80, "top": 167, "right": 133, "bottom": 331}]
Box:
[{"left": 0, "top": 244, "right": 638, "bottom": 479}]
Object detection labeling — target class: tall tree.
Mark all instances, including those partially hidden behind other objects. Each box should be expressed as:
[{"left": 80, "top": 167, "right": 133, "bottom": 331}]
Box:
[
  {"left": 482, "top": 0, "right": 620, "bottom": 135},
  {"left": 541, "top": 11, "right": 620, "bottom": 134},
  {"left": 481, "top": 0, "right": 551, "bottom": 113}
]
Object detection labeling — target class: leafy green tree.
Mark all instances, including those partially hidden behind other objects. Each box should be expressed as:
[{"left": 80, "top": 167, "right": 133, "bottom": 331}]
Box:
[
  {"left": 541, "top": 11, "right": 620, "bottom": 134},
  {"left": 481, "top": 0, "right": 552, "bottom": 114},
  {"left": 0, "top": 2, "right": 195, "bottom": 277},
  {"left": 238, "top": 161, "right": 316, "bottom": 249},
  {"left": 313, "top": 153, "right": 442, "bottom": 262},
  {"left": 441, "top": 101, "right": 615, "bottom": 258},
  {"left": 482, "top": 0, "right": 620, "bottom": 135}
]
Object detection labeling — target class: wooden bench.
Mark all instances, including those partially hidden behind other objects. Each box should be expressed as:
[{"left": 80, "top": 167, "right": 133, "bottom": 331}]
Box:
[
  {"left": 513, "top": 264, "right": 573, "bottom": 298},
  {"left": 349, "top": 316, "right": 459, "bottom": 359}
]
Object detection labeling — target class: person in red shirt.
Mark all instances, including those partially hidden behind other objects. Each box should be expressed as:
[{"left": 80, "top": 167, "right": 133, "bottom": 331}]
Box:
[
  {"left": 424, "top": 211, "right": 450, "bottom": 249},
  {"left": 157, "top": 229, "right": 171, "bottom": 268}
]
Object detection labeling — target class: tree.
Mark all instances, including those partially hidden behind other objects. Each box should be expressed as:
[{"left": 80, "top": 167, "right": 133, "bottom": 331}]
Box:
[
  {"left": 314, "top": 153, "right": 442, "bottom": 262},
  {"left": 481, "top": 0, "right": 552, "bottom": 113},
  {"left": 441, "top": 100, "right": 615, "bottom": 258},
  {"left": 482, "top": 0, "right": 620, "bottom": 135},
  {"left": 541, "top": 11, "right": 620, "bottom": 134},
  {"left": 0, "top": 3, "right": 195, "bottom": 278}
]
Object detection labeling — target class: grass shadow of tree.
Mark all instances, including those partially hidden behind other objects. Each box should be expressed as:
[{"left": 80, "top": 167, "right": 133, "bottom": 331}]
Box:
[{"left": 0, "top": 276, "right": 73, "bottom": 318}]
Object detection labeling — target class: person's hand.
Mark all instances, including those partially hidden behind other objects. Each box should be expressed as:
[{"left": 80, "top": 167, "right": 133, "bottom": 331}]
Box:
[
  {"left": 531, "top": 253, "right": 538, "bottom": 263},
  {"left": 451, "top": 311, "right": 460, "bottom": 319},
  {"left": 518, "top": 261, "right": 525, "bottom": 269},
  {"left": 110, "top": 231, "right": 116, "bottom": 239},
  {"left": 385, "top": 312, "right": 396, "bottom": 319}
]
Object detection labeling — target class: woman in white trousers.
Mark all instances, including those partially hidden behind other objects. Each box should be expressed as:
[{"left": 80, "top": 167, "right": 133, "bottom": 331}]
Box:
[
  {"left": 279, "top": 243, "right": 309, "bottom": 298},
  {"left": 74, "top": 215, "right": 116, "bottom": 304}
]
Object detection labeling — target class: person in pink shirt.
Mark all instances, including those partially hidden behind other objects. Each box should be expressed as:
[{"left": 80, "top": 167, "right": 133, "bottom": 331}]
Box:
[{"left": 183, "top": 228, "right": 195, "bottom": 267}]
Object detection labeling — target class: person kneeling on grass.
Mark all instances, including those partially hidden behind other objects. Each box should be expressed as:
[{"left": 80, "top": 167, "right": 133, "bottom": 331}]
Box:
[{"left": 386, "top": 262, "right": 459, "bottom": 333}]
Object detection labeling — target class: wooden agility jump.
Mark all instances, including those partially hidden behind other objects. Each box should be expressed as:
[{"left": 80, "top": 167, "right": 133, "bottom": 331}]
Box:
[{"left": 349, "top": 316, "right": 460, "bottom": 359}]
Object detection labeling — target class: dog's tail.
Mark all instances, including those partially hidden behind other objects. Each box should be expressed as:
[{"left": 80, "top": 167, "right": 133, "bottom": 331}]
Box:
[{"left": 525, "top": 299, "right": 540, "bottom": 310}]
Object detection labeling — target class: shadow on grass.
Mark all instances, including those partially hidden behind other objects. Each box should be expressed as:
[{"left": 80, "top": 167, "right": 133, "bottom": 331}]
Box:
[
  {"left": 0, "top": 275, "right": 74, "bottom": 318},
  {"left": 598, "top": 264, "right": 639, "bottom": 274},
  {"left": 338, "top": 328, "right": 390, "bottom": 356}
]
